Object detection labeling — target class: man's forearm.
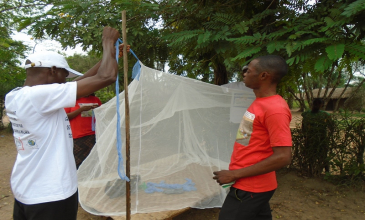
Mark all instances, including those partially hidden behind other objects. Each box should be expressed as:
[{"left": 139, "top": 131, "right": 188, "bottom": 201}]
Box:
[
  {"left": 97, "top": 40, "right": 118, "bottom": 80},
  {"left": 213, "top": 147, "right": 292, "bottom": 185},
  {"left": 232, "top": 149, "right": 291, "bottom": 180},
  {"left": 66, "top": 108, "right": 83, "bottom": 120}
]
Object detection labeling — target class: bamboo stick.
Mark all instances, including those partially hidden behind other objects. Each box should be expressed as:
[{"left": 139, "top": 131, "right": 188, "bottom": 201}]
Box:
[{"left": 121, "top": 10, "right": 131, "bottom": 220}]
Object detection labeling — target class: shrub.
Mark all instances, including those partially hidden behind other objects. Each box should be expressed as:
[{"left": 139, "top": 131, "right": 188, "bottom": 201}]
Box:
[{"left": 292, "top": 110, "right": 365, "bottom": 181}]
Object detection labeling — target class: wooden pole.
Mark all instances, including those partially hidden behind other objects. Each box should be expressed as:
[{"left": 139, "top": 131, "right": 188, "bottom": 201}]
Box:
[{"left": 122, "top": 10, "right": 131, "bottom": 220}]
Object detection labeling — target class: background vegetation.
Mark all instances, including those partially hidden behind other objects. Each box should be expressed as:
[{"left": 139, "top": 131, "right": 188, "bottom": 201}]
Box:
[{"left": 292, "top": 111, "right": 365, "bottom": 184}]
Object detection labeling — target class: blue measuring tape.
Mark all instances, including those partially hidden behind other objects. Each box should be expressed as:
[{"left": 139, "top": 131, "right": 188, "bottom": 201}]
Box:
[
  {"left": 91, "top": 110, "right": 95, "bottom": 131},
  {"left": 114, "top": 39, "right": 140, "bottom": 181}
]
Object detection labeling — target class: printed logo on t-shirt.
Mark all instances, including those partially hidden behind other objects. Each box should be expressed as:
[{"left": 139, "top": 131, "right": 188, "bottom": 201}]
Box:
[
  {"left": 27, "top": 139, "right": 39, "bottom": 149},
  {"left": 236, "top": 111, "right": 255, "bottom": 146},
  {"left": 14, "top": 137, "right": 24, "bottom": 151},
  {"left": 244, "top": 111, "right": 255, "bottom": 121}
]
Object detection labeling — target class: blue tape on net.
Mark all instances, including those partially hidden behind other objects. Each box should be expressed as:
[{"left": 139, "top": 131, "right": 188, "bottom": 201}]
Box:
[
  {"left": 113, "top": 39, "right": 141, "bottom": 182},
  {"left": 91, "top": 110, "right": 95, "bottom": 131},
  {"left": 115, "top": 39, "right": 130, "bottom": 182},
  {"left": 132, "top": 61, "right": 141, "bottom": 80}
]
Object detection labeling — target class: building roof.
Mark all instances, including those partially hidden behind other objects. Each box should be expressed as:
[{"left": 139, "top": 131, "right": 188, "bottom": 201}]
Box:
[{"left": 298, "top": 87, "right": 354, "bottom": 99}]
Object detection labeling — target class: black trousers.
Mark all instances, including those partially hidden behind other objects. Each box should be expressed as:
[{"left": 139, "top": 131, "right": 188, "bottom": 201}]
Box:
[
  {"left": 13, "top": 191, "right": 78, "bottom": 220},
  {"left": 219, "top": 187, "right": 275, "bottom": 220}
]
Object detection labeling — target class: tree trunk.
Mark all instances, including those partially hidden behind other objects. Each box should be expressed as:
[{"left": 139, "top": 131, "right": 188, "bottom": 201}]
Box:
[
  {"left": 334, "top": 71, "right": 353, "bottom": 112},
  {"left": 287, "top": 95, "right": 294, "bottom": 109},
  {"left": 0, "top": 100, "right": 4, "bottom": 129},
  {"left": 344, "top": 77, "right": 365, "bottom": 106},
  {"left": 213, "top": 63, "right": 228, "bottom": 85},
  {"left": 288, "top": 86, "right": 306, "bottom": 111},
  {"left": 316, "top": 74, "right": 323, "bottom": 98},
  {"left": 322, "top": 65, "right": 336, "bottom": 109},
  {"left": 325, "top": 69, "right": 343, "bottom": 110},
  {"left": 301, "top": 73, "right": 312, "bottom": 109}
]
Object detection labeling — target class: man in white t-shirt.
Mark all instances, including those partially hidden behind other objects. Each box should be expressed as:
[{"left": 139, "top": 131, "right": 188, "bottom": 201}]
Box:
[{"left": 5, "top": 26, "right": 124, "bottom": 220}]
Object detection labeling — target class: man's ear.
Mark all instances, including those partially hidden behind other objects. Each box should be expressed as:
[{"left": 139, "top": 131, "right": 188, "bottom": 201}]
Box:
[{"left": 259, "top": 71, "right": 270, "bottom": 81}]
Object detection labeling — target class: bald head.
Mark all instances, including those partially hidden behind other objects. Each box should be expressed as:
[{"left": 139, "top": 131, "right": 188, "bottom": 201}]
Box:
[{"left": 253, "top": 55, "right": 288, "bottom": 84}]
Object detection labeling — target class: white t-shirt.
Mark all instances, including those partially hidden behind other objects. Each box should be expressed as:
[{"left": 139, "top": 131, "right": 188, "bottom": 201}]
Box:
[{"left": 5, "top": 82, "right": 78, "bottom": 205}]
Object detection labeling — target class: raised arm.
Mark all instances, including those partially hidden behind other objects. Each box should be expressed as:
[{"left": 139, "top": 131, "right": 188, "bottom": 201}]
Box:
[
  {"left": 75, "top": 26, "right": 120, "bottom": 99},
  {"left": 73, "top": 44, "right": 130, "bottom": 82}
]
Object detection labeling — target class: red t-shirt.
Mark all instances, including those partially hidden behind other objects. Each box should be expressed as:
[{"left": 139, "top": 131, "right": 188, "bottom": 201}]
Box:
[
  {"left": 230, "top": 95, "right": 292, "bottom": 192},
  {"left": 64, "top": 96, "right": 102, "bottom": 139}
]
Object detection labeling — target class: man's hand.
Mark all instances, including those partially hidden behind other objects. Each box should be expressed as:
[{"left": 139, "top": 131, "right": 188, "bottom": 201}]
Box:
[
  {"left": 79, "top": 105, "right": 98, "bottom": 111},
  {"left": 102, "top": 26, "right": 120, "bottom": 43},
  {"left": 213, "top": 170, "right": 237, "bottom": 185},
  {"left": 119, "top": 44, "right": 131, "bottom": 58}
]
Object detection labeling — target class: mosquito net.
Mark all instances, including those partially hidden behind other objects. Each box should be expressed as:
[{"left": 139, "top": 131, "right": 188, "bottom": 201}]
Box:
[{"left": 77, "top": 62, "right": 255, "bottom": 216}]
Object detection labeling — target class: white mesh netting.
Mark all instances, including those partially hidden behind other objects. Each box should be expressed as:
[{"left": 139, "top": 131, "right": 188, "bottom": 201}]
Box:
[{"left": 77, "top": 62, "right": 255, "bottom": 216}]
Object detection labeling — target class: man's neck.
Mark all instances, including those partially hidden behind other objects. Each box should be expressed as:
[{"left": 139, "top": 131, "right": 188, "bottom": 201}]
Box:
[
  {"left": 23, "top": 79, "right": 45, "bottom": 87},
  {"left": 23, "top": 71, "right": 49, "bottom": 87},
  {"left": 253, "top": 84, "right": 277, "bottom": 98}
]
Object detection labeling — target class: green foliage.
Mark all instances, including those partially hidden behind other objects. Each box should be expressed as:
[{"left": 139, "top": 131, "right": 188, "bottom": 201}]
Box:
[
  {"left": 267, "top": 41, "right": 285, "bottom": 54},
  {"left": 94, "top": 88, "right": 116, "bottom": 104},
  {"left": 345, "top": 43, "right": 365, "bottom": 60},
  {"left": 8, "top": 0, "right": 365, "bottom": 93},
  {"left": 326, "top": 44, "right": 345, "bottom": 60},
  {"left": 0, "top": 0, "right": 30, "bottom": 129},
  {"left": 314, "top": 55, "right": 333, "bottom": 72},
  {"left": 231, "top": 46, "right": 262, "bottom": 61},
  {"left": 66, "top": 53, "right": 101, "bottom": 74},
  {"left": 342, "top": 0, "right": 365, "bottom": 17}
]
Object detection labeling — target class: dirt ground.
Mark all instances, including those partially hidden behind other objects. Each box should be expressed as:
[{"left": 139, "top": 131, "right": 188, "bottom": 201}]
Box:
[{"left": 1, "top": 111, "right": 365, "bottom": 220}]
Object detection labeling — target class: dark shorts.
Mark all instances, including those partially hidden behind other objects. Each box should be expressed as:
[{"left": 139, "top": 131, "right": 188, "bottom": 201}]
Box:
[
  {"left": 219, "top": 187, "right": 275, "bottom": 220},
  {"left": 13, "top": 191, "right": 78, "bottom": 220},
  {"left": 74, "top": 134, "right": 96, "bottom": 168}
]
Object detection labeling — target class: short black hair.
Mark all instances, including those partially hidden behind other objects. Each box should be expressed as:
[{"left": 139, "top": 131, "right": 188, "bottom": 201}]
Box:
[
  {"left": 254, "top": 55, "right": 288, "bottom": 84},
  {"left": 312, "top": 98, "right": 324, "bottom": 113}
]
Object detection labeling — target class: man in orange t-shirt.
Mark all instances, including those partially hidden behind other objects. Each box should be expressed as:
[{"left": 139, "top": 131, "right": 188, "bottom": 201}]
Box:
[
  {"left": 213, "top": 55, "right": 292, "bottom": 220},
  {"left": 65, "top": 93, "right": 101, "bottom": 168}
]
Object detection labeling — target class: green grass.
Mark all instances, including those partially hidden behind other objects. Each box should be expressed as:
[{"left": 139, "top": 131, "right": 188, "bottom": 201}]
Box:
[{"left": 349, "top": 112, "right": 365, "bottom": 117}]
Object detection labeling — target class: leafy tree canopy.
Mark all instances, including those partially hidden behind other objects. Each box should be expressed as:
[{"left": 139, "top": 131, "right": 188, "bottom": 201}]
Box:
[
  {"left": 0, "top": 0, "right": 33, "bottom": 128},
  {"left": 12, "top": 0, "right": 365, "bottom": 109}
]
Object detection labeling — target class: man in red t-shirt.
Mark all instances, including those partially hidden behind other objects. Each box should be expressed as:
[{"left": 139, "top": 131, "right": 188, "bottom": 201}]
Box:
[
  {"left": 65, "top": 93, "right": 102, "bottom": 168},
  {"left": 213, "top": 55, "right": 292, "bottom": 220}
]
